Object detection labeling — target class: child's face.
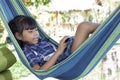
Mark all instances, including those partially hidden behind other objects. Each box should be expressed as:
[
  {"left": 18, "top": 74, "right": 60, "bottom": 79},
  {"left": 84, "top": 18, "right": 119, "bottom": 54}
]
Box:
[{"left": 18, "top": 28, "right": 39, "bottom": 44}]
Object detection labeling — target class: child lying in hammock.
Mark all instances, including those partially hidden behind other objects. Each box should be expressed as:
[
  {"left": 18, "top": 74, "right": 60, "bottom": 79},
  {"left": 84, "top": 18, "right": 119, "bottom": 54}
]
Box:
[{"left": 9, "top": 15, "right": 99, "bottom": 70}]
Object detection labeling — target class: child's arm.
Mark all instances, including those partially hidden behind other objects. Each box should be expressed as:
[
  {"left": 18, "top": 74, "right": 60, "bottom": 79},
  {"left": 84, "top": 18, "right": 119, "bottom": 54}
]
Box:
[
  {"left": 39, "top": 36, "right": 69, "bottom": 70},
  {"left": 32, "top": 49, "right": 63, "bottom": 70}
]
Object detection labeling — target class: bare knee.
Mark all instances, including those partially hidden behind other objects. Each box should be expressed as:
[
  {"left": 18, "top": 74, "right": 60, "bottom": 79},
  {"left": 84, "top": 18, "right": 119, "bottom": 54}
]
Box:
[
  {"left": 77, "top": 22, "right": 91, "bottom": 33},
  {"left": 77, "top": 21, "right": 99, "bottom": 33}
]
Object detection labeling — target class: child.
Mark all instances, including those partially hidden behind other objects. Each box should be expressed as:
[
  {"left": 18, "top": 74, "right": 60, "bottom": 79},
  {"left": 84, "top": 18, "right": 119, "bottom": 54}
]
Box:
[{"left": 9, "top": 15, "right": 99, "bottom": 70}]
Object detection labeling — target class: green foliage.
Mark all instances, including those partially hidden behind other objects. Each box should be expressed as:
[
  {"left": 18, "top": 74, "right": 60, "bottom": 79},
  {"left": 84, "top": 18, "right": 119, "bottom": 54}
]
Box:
[
  {"left": 61, "top": 14, "right": 70, "bottom": 23},
  {"left": 0, "top": 20, "right": 4, "bottom": 33},
  {"left": 42, "top": 0, "right": 51, "bottom": 5},
  {"left": 22, "top": 0, "right": 51, "bottom": 7},
  {"left": 10, "top": 55, "right": 31, "bottom": 80}
]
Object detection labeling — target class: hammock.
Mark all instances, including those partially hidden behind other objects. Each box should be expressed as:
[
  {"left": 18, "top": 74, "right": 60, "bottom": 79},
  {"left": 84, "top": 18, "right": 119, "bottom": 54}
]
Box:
[{"left": 0, "top": 0, "right": 120, "bottom": 79}]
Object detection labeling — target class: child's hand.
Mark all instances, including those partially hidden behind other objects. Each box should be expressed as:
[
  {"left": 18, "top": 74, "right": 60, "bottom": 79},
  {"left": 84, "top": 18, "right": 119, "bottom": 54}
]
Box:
[
  {"left": 33, "top": 64, "right": 40, "bottom": 70},
  {"left": 57, "top": 36, "right": 69, "bottom": 54}
]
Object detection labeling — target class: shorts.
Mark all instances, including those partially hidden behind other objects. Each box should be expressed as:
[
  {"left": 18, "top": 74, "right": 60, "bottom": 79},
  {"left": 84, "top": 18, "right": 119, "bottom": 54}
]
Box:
[{"left": 56, "top": 36, "right": 74, "bottom": 63}]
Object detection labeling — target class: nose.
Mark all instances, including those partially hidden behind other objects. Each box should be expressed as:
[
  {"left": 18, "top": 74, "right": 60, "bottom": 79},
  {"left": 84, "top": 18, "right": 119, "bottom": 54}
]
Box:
[{"left": 34, "top": 30, "right": 39, "bottom": 36}]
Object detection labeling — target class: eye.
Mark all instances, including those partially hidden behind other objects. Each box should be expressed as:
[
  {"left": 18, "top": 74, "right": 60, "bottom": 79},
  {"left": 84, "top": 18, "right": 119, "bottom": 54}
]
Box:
[
  {"left": 35, "top": 28, "right": 38, "bottom": 31},
  {"left": 28, "top": 30, "right": 33, "bottom": 33}
]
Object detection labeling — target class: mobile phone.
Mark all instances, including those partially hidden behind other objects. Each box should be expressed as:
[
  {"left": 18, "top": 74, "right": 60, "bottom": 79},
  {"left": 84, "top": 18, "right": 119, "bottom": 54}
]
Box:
[{"left": 65, "top": 38, "right": 69, "bottom": 42}]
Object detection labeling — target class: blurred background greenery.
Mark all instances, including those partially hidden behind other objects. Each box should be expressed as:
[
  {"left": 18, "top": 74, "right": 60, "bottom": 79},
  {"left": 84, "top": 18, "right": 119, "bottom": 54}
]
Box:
[{"left": 0, "top": 0, "right": 120, "bottom": 80}]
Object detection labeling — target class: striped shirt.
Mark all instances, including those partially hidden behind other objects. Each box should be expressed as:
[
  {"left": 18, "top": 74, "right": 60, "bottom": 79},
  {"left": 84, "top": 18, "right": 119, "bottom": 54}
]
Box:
[{"left": 23, "top": 38, "right": 57, "bottom": 67}]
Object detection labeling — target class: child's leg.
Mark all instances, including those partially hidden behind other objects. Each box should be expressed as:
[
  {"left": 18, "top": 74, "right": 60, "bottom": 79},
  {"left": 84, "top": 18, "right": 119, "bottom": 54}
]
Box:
[{"left": 71, "top": 22, "right": 99, "bottom": 52}]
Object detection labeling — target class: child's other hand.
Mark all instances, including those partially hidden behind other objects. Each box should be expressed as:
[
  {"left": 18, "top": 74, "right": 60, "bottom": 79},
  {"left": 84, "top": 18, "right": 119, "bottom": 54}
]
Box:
[
  {"left": 57, "top": 36, "right": 69, "bottom": 53},
  {"left": 33, "top": 64, "right": 40, "bottom": 70}
]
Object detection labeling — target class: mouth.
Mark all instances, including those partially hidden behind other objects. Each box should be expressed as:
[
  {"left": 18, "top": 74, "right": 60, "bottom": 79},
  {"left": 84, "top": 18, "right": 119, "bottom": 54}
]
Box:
[{"left": 33, "top": 37, "right": 39, "bottom": 42}]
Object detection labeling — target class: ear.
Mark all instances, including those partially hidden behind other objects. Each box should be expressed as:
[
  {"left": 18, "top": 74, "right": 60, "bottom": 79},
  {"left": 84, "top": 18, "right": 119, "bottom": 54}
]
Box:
[{"left": 15, "top": 32, "right": 22, "bottom": 40}]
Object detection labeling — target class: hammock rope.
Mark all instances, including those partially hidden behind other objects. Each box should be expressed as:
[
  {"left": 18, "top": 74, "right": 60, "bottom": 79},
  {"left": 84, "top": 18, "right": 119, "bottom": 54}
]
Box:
[{"left": 0, "top": 0, "right": 120, "bottom": 79}]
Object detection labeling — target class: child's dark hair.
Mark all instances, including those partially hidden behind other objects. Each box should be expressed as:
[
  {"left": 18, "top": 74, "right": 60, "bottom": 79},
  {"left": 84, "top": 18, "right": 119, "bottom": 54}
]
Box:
[{"left": 8, "top": 15, "right": 38, "bottom": 47}]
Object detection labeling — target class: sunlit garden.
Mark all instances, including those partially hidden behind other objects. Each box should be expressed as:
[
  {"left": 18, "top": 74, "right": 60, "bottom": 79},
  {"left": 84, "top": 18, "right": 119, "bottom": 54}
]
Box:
[{"left": 0, "top": 0, "right": 120, "bottom": 80}]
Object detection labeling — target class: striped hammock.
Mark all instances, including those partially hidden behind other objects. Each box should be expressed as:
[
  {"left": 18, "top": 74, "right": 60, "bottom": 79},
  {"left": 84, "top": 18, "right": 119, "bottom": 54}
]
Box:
[{"left": 0, "top": 0, "right": 120, "bottom": 79}]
